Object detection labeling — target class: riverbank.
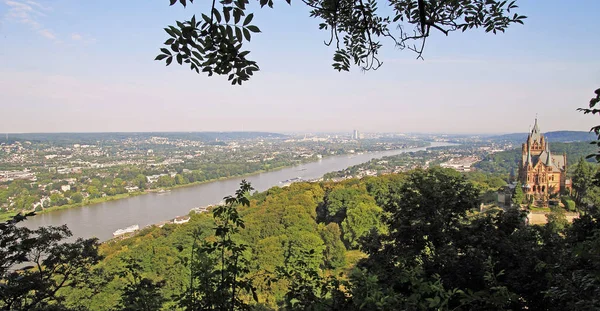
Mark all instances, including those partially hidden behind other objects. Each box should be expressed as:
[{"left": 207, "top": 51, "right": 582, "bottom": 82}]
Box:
[
  {"left": 0, "top": 192, "right": 144, "bottom": 221},
  {"left": 19, "top": 142, "right": 449, "bottom": 241},
  {"left": 0, "top": 159, "right": 309, "bottom": 222},
  {"left": 2, "top": 143, "right": 431, "bottom": 221}
]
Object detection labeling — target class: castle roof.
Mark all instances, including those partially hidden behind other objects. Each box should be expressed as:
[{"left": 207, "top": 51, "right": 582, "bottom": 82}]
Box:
[{"left": 529, "top": 118, "right": 542, "bottom": 142}]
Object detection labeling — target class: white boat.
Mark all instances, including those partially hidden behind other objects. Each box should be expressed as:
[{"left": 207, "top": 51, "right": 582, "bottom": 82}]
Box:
[{"left": 113, "top": 224, "right": 139, "bottom": 236}]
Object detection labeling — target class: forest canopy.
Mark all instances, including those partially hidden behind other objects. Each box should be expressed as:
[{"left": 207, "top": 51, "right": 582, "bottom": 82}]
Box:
[{"left": 4, "top": 167, "right": 600, "bottom": 310}]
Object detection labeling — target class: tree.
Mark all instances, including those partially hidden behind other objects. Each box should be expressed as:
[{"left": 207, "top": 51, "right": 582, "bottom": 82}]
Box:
[
  {"left": 157, "top": 0, "right": 526, "bottom": 84},
  {"left": 0, "top": 213, "right": 101, "bottom": 310},
  {"left": 134, "top": 174, "right": 147, "bottom": 190},
  {"left": 116, "top": 257, "right": 166, "bottom": 311},
  {"left": 157, "top": 175, "right": 175, "bottom": 188},
  {"left": 512, "top": 183, "right": 524, "bottom": 207},
  {"left": 572, "top": 157, "right": 595, "bottom": 209},
  {"left": 179, "top": 180, "right": 257, "bottom": 311},
  {"left": 70, "top": 192, "right": 84, "bottom": 204},
  {"left": 546, "top": 206, "right": 568, "bottom": 233},
  {"left": 319, "top": 223, "right": 346, "bottom": 269},
  {"left": 341, "top": 202, "right": 382, "bottom": 249},
  {"left": 175, "top": 174, "right": 187, "bottom": 185},
  {"left": 373, "top": 167, "right": 480, "bottom": 261},
  {"left": 87, "top": 185, "right": 100, "bottom": 199}
]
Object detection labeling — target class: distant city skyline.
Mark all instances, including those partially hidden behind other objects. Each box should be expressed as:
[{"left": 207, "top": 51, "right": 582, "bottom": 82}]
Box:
[{"left": 1, "top": 0, "right": 599, "bottom": 134}]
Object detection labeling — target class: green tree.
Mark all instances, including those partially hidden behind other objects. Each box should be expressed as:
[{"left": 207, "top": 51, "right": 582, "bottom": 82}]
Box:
[
  {"left": 546, "top": 206, "right": 568, "bottom": 233},
  {"left": 87, "top": 185, "right": 100, "bottom": 199},
  {"left": 512, "top": 183, "right": 524, "bottom": 207},
  {"left": 372, "top": 168, "right": 480, "bottom": 260},
  {"left": 341, "top": 202, "right": 383, "bottom": 249},
  {"left": 157, "top": 175, "right": 174, "bottom": 188},
  {"left": 0, "top": 213, "right": 101, "bottom": 310},
  {"left": 116, "top": 257, "right": 166, "bottom": 311},
  {"left": 179, "top": 180, "right": 257, "bottom": 311},
  {"left": 319, "top": 223, "right": 346, "bottom": 269},
  {"left": 90, "top": 178, "right": 102, "bottom": 188},
  {"left": 158, "top": 0, "right": 525, "bottom": 84},
  {"left": 71, "top": 192, "right": 84, "bottom": 204},
  {"left": 134, "top": 174, "right": 147, "bottom": 190},
  {"left": 572, "top": 157, "right": 595, "bottom": 209},
  {"left": 175, "top": 174, "right": 187, "bottom": 185}
]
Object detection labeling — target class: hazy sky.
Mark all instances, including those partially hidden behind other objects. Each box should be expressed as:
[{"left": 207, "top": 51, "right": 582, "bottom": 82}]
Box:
[{"left": 1, "top": 0, "right": 599, "bottom": 134}]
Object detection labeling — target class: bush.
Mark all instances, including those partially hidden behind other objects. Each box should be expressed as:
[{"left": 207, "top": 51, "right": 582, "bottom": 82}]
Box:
[{"left": 561, "top": 197, "right": 576, "bottom": 212}]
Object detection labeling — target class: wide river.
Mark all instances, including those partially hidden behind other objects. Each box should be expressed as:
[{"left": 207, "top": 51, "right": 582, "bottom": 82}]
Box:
[{"left": 22, "top": 142, "right": 452, "bottom": 241}]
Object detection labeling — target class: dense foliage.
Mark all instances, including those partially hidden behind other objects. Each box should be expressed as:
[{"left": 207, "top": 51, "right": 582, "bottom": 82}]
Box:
[
  {"left": 157, "top": 0, "right": 525, "bottom": 83},
  {"left": 0, "top": 213, "right": 101, "bottom": 310},
  {"left": 4, "top": 168, "right": 600, "bottom": 310}
]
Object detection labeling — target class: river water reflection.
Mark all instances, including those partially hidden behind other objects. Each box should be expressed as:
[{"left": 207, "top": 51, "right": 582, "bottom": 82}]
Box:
[{"left": 22, "top": 142, "right": 452, "bottom": 241}]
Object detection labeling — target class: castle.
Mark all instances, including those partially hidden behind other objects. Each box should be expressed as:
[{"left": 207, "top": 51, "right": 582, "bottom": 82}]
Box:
[{"left": 518, "top": 119, "right": 571, "bottom": 198}]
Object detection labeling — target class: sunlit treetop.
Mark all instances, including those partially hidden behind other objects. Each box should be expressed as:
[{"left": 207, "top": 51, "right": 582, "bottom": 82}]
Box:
[{"left": 156, "top": 0, "right": 526, "bottom": 85}]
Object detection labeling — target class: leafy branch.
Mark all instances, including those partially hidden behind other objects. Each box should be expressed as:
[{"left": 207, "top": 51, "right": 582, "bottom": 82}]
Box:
[
  {"left": 577, "top": 88, "right": 600, "bottom": 161},
  {"left": 158, "top": 0, "right": 526, "bottom": 83}
]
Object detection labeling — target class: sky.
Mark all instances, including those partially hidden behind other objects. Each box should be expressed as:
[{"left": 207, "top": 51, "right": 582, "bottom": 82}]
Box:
[{"left": 0, "top": 0, "right": 599, "bottom": 134}]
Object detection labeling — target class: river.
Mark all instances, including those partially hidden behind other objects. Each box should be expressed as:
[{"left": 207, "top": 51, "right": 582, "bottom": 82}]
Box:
[{"left": 21, "top": 142, "right": 452, "bottom": 241}]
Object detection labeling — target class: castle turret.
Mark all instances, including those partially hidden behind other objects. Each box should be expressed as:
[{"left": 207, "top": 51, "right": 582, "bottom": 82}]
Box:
[{"left": 545, "top": 141, "right": 552, "bottom": 166}]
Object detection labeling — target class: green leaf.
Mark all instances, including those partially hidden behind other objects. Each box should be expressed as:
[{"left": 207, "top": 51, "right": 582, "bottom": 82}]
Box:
[
  {"left": 212, "top": 8, "right": 221, "bottom": 23},
  {"left": 233, "top": 8, "right": 242, "bottom": 24},
  {"left": 243, "top": 13, "right": 254, "bottom": 26},
  {"left": 164, "top": 27, "right": 176, "bottom": 37},
  {"left": 169, "top": 26, "right": 182, "bottom": 36},
  {"left": 235, "top": 27, "right": 243, "bottom": 43},
  {"left": 192, "top": 51, "right": 204, "bottom": 60},
  {"left": 246, "top": 25, "right": 260, "bottom": 33},
  {"left": 177, "top": 54, "right": 183, "bottom": 65},
  {"left": 243, "top": 28, "right": 251, "bottom": 41},
  {"left": 155, "top": 54, "right": 168, "bottom": 61},
  {"left": 223, "top": 7, "right": 231, "bottom": 23},
  {"left": 160, "top": 48, "right": 172, "bottom": 55},
  {"left": 227, "top": 25, "right": 234, "bottom": 41},
  {"left": 166, "top": 56, "right": 173, "bottom": 66},
  {"left": 202, "top": 14, "right": 211, "bottom": 24}
]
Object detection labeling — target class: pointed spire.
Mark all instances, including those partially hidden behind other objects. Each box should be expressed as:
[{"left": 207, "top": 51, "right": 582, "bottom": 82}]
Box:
[
  {"left": 532, "top": 116, "right": 540, "bottom": 134},
  {"left": 545, "top": 140, "right": 552, "bottom": 166},
  {"left": 527, "top": 143, "right": 532, "bottom": 166}
]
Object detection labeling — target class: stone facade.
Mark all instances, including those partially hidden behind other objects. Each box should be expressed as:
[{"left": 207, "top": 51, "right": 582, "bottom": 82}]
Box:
[{"left": 517, "top": 119, "right": 571, "bottom": 198}]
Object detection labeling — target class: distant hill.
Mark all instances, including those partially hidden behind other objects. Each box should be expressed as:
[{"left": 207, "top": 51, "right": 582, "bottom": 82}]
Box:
[
  {"left": 2, "top": 132, "right": 288, "bottom": 145},
  {"left": 490, "top": 131, "right": 596, "bottom": 144}
]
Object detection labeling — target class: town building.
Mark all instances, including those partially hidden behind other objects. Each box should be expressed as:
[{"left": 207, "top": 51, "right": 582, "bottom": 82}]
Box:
[{"left": 518, "top": 119, "right": 571, "bottom": 198}]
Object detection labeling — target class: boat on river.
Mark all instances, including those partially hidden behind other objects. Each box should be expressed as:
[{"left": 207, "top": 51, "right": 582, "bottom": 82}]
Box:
[{"left": 113, "top": 224, "right": 139, "bottom": 236}]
